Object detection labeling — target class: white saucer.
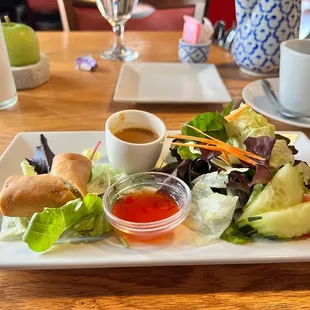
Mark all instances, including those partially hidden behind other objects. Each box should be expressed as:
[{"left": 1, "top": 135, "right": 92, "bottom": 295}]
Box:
[{"left": 242, "top": 78, "right": 310, "bottom": 128}]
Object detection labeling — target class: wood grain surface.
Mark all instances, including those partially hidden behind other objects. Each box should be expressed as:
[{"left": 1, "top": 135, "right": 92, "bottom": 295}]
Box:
[{"left": 1, "top": 32, "right": 310, "bottom": 310}]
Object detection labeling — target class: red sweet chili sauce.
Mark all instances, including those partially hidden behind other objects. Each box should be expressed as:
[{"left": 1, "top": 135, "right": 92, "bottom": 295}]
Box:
[{"left": 112, "top": 190, "right": 179, "bottom": 223}]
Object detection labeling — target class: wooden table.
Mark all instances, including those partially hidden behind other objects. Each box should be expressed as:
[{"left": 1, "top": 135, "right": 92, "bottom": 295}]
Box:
[{"left": 1, "top": 32, "right": 310, "bottom": 310}]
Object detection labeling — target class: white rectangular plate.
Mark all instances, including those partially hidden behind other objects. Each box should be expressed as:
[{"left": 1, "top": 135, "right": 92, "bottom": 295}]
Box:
[
  {"left": 113, "top": 63, "right": 232, "bottom": 103},
  {"left": 0, "top": 131, "right": 309, "bottom": 270}
]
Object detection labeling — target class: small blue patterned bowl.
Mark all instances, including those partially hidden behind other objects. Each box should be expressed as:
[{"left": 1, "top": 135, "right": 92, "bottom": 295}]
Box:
[{"left": 178, "top": 39, "right": 211, "bottom": 63}]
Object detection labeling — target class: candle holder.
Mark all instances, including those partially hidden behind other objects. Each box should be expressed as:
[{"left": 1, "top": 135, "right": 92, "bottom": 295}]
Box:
[{"left": 12, "top": 54, "right": 50, "bottom": 90}]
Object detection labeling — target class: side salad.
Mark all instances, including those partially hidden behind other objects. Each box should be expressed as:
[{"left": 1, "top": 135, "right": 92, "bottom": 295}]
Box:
[{"left": 158, "top": 102, "right": 310, "bottom": 244}]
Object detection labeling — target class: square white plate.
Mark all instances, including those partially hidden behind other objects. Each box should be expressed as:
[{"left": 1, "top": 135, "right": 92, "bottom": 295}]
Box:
[
  {"left": 0, "top": 131, "right": 309, "bottom": 270},
  {"left": 113, "top": 63, "right": 231, "bottom": 103}
]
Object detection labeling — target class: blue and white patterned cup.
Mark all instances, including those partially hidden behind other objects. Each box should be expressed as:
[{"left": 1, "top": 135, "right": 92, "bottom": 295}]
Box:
[
  {"left": 232, "top": 0, "right": 302, "bottom": 76},
  {"left": 178, "top": 39, "right": 211, "bottom": 63}
]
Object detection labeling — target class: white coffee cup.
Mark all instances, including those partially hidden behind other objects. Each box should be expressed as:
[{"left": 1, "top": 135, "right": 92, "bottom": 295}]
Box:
[
  {"left": 279, "top": 39, "right": 310, "bottom": 117},
  {"left": 105, "top": 110, "right": 166, "bottom": 174}
]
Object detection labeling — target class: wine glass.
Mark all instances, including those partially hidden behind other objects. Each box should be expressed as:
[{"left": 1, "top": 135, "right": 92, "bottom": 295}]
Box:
[{"left": 96, "top": 0, "right": 139, "bottom": 61}]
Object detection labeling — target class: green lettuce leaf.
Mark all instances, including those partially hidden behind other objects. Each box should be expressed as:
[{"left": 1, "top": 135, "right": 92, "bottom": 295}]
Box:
[
  {"left": 88, "top": 215, "right": 111, "bottom": 238},
  {"left": 243, "top": 184, "right": 264, "bottom": 210},
  {"left": 192, "top": 171, "right": 228, "bottom": 189},
  {"left": 114, "top": 228, "right": 130, "bottom": 248},
  {"left": 226, "top": 134, "right": 246, "bottom": 150},
  {"left": 225, "top": 106, "right": 293, "bottom": 169},
  {"left": 87, "top": 163, "right": 126, "bottom": 195},
  {"left": 176, "top": 111, "right": 228, "bottom": 160},
  {"left": 184, "top": 172, "right": 238, "bottom": 245},
  {"left": 177, "top": 145, "right": 201, "bottom": 161},
  {"left": 20, "top": 159, "right": 37, "bottom": 176},
  {"left": 182, "top": 112, "right": 228, "bottom": 140},
  {"left": 23, "top": 194, "right": 103, "bottom": 252},
  {"left": 295, "top": 162, "right": 310, "bottom": 184},
  {"left": 74, "top": 214, "right": 111, "bottom": 238},
  {"left": 0, "top": 217, "right": 29, "bottom": 240},
  {"left": 220, "top": 222, "right": 250, "bottom": 245},
  {"left": 74, "top": 216, "right": 95, "bottom": 232},
  {"left": 221, "top": 100, "right": 235, "bottom": 118},
  {"left": 225, "top": 104, "right": 275, "bottom": 147},
  {"left": 269, "top": 140, "right": 294, "bottom": 169}
]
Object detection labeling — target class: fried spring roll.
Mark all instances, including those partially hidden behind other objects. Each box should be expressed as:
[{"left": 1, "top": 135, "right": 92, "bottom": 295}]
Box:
[
  {"left": 0, "top": 175, "right": 77, "bottom": 217},
  {"left": 51, "top": 153, "right": 92, "bottom": 197}
]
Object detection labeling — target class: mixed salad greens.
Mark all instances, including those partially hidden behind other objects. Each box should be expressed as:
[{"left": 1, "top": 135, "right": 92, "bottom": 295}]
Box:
[
  {"left": 1, "top": 102, "right": 310, "bottom": 252},
  {"left": 158, "top": 102, "right": 310, "bottom": 244}
]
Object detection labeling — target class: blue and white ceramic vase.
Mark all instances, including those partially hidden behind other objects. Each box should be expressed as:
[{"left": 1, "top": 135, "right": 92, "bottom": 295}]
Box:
[{"left": 232, "top": 0, "right": 302, "bottom": 76}]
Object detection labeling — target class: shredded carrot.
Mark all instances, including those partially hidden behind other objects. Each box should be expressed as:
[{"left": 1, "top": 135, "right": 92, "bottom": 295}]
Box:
[
  {"left": 170, "top": 142, "right": 257, "bottom": 166},
  {"left": 169, "top": 135, "right": 230, "bottom": 164},
  {"left": 182, "top": 125, "right": 265, "bottom": 161},
  {"left": 169, "top": 133, "right": 248, "bottom": 156},
  {"left": 215, "top": 140, "right": 264, "bottom": 161},
  {"left": 170, "top": 142, "right": 223, "bottom": 152},
  {"left": 168, "top": 132, "right": 265, "bottom": 162},
  {"left": 223, "top": 151, "right": 230, "bottom": 164},
  {"left": 167, "top": 134, "right": 214, "bottom": 144},
  {"left": 219, "top": 154, "right": 230, "bottom": 166},
  {"left": 171, "top": 112, "right": 266, "bottom": 166},
  {"left": 225, "top": 103, "right": 250, "bottom": 121}
]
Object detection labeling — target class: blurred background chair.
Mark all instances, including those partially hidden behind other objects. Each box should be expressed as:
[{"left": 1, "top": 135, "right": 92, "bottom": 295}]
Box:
[
  {"left": 0, "top": 0, "right": 237, "bottom": 32},
  {"left": 0, "top": 0, "right": 27, "bottom": 24},
  {"left": 60, "top": 0, "right": 209, "bottom": 31},
  {"left": 2, "top": 0, "right": 309, "bottom": 36},
  {"left": 26, "top": 0, "right": 62, "bottom": 30}
]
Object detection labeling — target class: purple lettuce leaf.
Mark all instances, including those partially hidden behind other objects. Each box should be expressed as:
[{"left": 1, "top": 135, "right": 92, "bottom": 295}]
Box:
[
  {"left": 169, "top": 140, "right": 182, "bottom": 162},
  {"left": 243, "top": 136, "right": 276, "bottom": 185},
  {"left": 227, "top": 171, "right": 251, "bottom": 206},
  {"left": 200, "top": 148, "right": 221, "bottom": 161},
  {"left": 26, "top": 134, "right": 55, "bottom": 174},
  {"left": 157, "top": 157, "right": 217, "bottom": 188},
  {"left": 250, "top": 165, "right": 273, "bottom": 185},
  {"left": 244, "top": 136, "right": 276, "bottom": 164},
  {"left": 172, "top": 160, "right": 191, "bottom": 181}
]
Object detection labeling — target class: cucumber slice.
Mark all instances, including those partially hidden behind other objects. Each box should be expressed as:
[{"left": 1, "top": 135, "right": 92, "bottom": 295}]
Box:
[
  {"left": 243, "top": 184, "right": 264, "bottom": 210},
  {"left": 237, "top": 163, "right": 303, "bottom": 225},
  {"left": 247, "top": 202, "right": 310, "bottom": 238}
]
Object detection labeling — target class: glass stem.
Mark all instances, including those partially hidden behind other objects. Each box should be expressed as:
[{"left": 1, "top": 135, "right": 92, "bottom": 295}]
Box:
[{"left": 113, "top": 23, "right": 125, "bottom": 49}]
